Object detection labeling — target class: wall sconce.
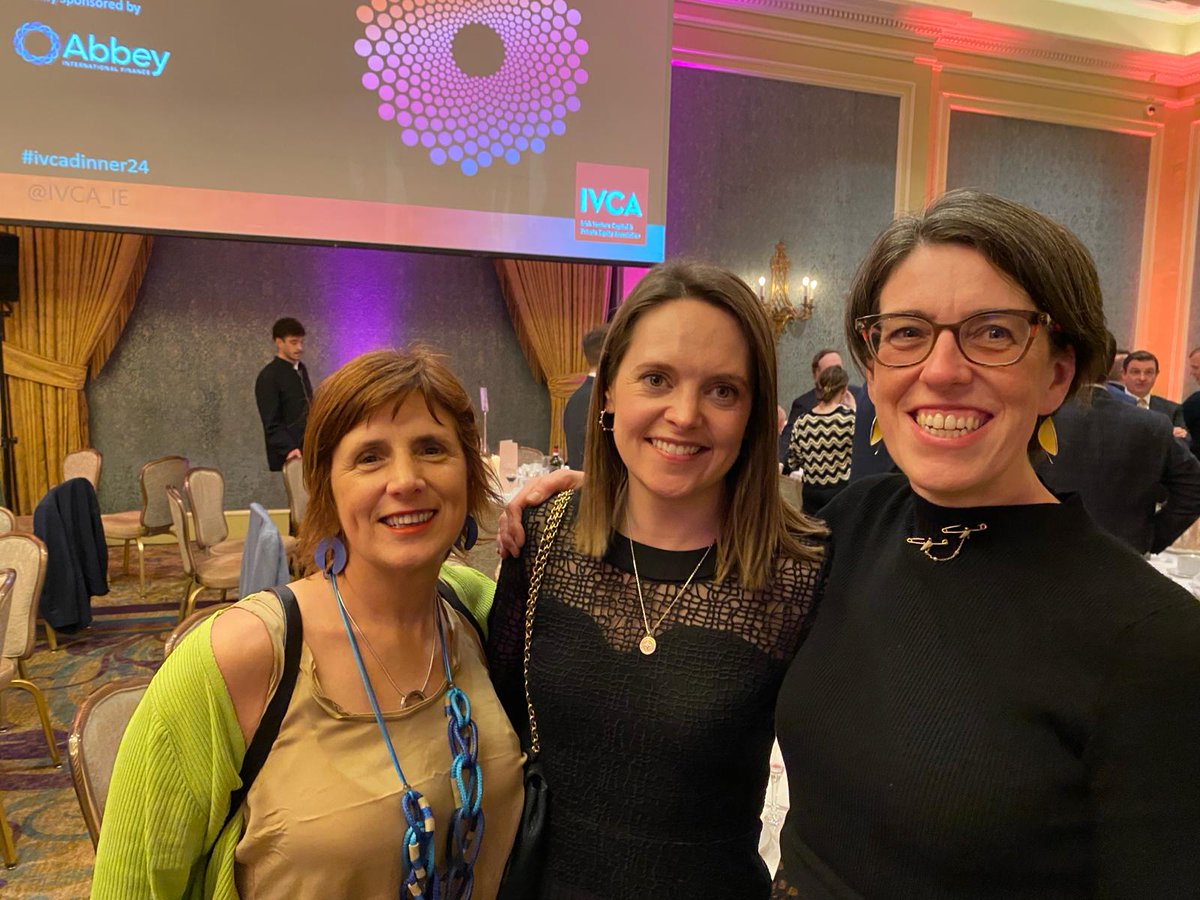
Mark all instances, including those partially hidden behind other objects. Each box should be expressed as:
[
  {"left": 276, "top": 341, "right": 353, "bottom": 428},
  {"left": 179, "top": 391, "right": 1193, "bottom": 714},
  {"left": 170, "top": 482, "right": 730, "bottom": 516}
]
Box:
[{"left": 761, "top": 241, "right": 817, "bottom": 341}]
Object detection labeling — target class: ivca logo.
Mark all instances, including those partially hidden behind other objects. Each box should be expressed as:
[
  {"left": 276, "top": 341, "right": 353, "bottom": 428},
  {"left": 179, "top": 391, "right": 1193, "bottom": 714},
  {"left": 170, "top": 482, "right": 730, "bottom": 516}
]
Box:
[
  {"left": 12, "top": 21, "right": 171, "bottom": 76},
  {"left": 579, "top": 188, "right": 643, "bottom": 217}
]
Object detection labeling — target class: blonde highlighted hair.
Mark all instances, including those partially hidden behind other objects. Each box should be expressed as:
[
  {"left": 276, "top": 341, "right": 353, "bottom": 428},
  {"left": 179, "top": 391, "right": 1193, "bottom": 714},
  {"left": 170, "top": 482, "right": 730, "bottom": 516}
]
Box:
[{"left": 574, "top": 261, "right": 826, "bottom": 589}]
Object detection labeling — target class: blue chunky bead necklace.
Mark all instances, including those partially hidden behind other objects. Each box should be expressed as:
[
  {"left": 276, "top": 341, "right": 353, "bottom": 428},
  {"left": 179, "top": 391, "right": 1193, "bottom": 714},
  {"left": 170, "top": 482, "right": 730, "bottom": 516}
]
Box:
[{"left": 328, "top": 568, "right": 485, "bottom": 900}]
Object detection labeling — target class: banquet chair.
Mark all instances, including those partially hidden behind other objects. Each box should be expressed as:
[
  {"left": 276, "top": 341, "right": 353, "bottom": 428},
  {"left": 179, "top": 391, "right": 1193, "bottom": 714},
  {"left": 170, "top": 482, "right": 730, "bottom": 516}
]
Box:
[
  {"left": 282, "top": 455, "right": 308, "bottom": 536},
  {"left": 0, "top": 507, "right": 13, "bottom": 535},
  {"left": 68, "top": 676, "right": 151, "bottom": 848},
  {"left": 164, "top": 603, "right": 233, "bottom": 658},
  {"left": 101, "top": 455, "right": 189, "bottom": 596},
  {"left": 166, "top": 487, "right": 241, "bottom": 622},
  {"left": 183, "top": 468, "right": 243, "bottom": 556},
  {"left": 0, "top": 569, "right": 19, "bottom": 866},
  {"left": 62, "top": 448, "right": 103, "bottom": 490},
  {"left": 0, "top": 534, "right": 60, "bottom": 768}
]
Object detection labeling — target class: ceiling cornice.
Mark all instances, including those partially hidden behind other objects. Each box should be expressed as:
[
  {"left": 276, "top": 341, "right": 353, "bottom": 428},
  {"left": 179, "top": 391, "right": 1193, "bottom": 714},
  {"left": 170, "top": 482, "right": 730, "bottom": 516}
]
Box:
[{"left": 683, "top": 0, "right": 1200, "bottom": 89}]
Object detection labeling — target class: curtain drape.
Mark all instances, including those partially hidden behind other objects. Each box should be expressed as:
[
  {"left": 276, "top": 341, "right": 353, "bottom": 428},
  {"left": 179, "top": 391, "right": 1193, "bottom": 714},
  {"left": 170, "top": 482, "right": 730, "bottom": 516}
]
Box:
[
  {"left": 494, "top": 260, "right": 610, "bottom": 454},
  {"left": 0, "top": 226, "right": 152, "bottom": 513}
]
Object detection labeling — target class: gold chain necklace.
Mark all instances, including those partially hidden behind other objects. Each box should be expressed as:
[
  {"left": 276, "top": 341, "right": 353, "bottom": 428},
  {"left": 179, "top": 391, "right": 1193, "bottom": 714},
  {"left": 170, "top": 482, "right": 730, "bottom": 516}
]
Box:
[
  {"left": 341, "top": 596, "right": 439, "bottom": 707},
  {"left": 905, "top": 523, "right": 988, "bottom": 562},
  {"left": 629, "top": 537, "right": 713, "bottom": 655}
]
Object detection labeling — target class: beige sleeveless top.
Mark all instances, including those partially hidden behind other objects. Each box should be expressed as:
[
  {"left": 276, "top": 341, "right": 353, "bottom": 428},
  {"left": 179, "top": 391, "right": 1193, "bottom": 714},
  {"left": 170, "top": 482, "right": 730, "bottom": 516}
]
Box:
[{"left": 231, "top": 592, "right": 523, "bottom": 899}]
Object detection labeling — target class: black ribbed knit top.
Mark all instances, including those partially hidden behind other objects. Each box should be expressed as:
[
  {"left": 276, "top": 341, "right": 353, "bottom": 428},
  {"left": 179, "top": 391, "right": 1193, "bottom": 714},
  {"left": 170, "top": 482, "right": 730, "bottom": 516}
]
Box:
[{"left": 773, "top": 474, "right": 1200, "bottom": 899}]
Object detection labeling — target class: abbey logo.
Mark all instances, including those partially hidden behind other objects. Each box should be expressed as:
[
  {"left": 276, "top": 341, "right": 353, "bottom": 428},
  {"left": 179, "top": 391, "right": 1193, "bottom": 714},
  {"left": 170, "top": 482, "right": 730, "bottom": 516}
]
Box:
[
  {"left": 575, "top": 162, "right": 648, "bottom": 245},
  {"left": 13, "top": 22, "right": 171, "bottom": 77}
]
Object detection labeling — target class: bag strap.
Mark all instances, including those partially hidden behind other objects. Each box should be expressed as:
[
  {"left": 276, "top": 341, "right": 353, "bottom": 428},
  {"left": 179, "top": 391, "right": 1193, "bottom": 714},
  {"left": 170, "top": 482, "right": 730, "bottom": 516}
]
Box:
[
  {"left": 221, "top": 585, "right": 303, "bottom": 832},
  {"left": 437, "top": 578, "right": 485, "bottom": 647},
  {"left": 522, "top": 490, "right": 573, "bottom": 760}
]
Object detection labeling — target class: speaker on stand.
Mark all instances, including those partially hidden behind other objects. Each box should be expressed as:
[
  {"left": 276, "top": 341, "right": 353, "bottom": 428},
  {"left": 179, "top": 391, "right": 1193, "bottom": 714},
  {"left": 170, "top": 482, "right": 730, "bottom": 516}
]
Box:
[{"left": 0, "top": 234, "right": 20, "bottom": 512}]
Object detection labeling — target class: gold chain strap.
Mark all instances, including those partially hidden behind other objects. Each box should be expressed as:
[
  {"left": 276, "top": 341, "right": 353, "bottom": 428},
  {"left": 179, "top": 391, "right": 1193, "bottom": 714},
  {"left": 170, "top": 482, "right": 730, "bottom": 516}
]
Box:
[{"left": 521, "top": 489, "right": 573, "bottom": 758}]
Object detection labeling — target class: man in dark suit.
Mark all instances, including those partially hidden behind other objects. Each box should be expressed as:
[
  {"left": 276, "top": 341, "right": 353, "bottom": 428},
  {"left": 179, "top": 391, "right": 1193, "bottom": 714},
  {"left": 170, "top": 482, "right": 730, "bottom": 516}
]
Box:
[
  {"left": 779, "top": 348, "right": 863, "bottom": 466},
  {"left": 1123, "top": 349, "right": 1188, "bottom": 437},
  {"left": 1184, "top": 347, "right": 1200, "bottom": 458},
  {"left": 254, "top": 317, "right": 314, "bottom": 471},
  {"left": 563, "top": 324, "right": 607, "bottom": 466},
  {"left": 1037, "top": 343, "right": 1200, "bottom": 554}
]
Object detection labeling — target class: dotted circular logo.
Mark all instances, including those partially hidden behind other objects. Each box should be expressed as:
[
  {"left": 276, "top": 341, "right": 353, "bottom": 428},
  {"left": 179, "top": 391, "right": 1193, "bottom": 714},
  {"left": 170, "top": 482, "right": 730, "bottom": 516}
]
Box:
[
  {"left": 355, "top": 0, "right": 589, "bottom": 177},
  {"left": 13, "top": 22, "right": 61, "bottom": 66}
]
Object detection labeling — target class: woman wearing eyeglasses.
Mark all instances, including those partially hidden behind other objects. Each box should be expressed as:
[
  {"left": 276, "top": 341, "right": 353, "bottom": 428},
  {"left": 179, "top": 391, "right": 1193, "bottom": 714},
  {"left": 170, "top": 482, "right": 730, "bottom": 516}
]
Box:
[{"left": 772, "top": 190, "right": 1200, "bottom": 897}]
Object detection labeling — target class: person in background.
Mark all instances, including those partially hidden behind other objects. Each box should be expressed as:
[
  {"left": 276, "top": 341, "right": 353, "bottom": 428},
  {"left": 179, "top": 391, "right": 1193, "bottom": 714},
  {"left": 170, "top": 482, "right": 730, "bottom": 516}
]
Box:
[
  {"left": 489, "top": 261, "right": 826, "bottom": 898},
  {"left": 773, "top": 189, "right": 1200, "bottom": 897},
  {"left": 847, "top": 387, "right": 897, "bottom": 480},
  {"left": 255, "top": 317, "right": 314, "bottom": 471},
  {"left": 1123, "top": 349, "right": 1188, "bottom": 437},
  {"left": 778, "top": 348, "right": 860, "bottom": 467},
  {"left": 1105, "top": 345, "right": 1135, "bottom": 404},
  {"left": 1182, "top": 347, "right": 1200, "bottom": 458},
  {"left": 96, "top": 348, "right": 523, "bottom": 899},
  {"left": 562, "top": 324, "right": 608, "bottom": 466},
  {"left": 785, "top": 364, "right": 855, "bottom": 513},
  {"left": 1036, "top": 331, "right": 1200, "bottom": 554}
]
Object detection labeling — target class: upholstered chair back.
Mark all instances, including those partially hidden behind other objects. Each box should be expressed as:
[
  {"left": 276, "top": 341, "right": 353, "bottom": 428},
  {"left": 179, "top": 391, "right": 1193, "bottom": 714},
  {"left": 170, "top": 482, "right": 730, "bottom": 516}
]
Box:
[
  {"left": 69, "top": 677, "right": 151, "bottom": 847},
  {"left": 184, "top": 468, "right": 228, "bottom": 550},
  {"left": 282, "top": 456, "right": 308, "bottom": 535},
  {"left": 0, "top": 533, "right": 48, "bottom": 661},
  {"left": 165, "top": 487, "right": 196, "bottom": 578},
  {"left": 140, "top": 455, "right": 190, "bottom": 533},
  {"left": 63, "top": 448, "right": 103, "bottom": 489},
  {"left": 0, "top": 569, "right": 17, "bottom": 667}
]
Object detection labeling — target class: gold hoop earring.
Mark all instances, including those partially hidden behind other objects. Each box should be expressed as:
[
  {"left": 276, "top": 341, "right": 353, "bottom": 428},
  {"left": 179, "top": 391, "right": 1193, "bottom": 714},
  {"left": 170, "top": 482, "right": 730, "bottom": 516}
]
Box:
[
  {"left": 869, "top": 417, "right": 883, "bottom": 446},
  {"left": 1037, "top": 417, "right": 1058, "bottom": 457}
]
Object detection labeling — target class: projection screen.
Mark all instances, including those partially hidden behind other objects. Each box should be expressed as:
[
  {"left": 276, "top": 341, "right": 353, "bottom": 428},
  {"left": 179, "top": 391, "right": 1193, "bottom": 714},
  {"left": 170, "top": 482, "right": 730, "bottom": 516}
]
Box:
[{"left": 0, "top": 0, "right": 672, "bottom": 263}]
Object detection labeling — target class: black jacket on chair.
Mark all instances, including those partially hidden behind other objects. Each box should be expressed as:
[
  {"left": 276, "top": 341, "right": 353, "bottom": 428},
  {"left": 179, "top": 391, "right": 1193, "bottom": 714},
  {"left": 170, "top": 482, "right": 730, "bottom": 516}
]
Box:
[
  {"left": 1036, "top": 386, "right": 1200, "bottom": 554},
  {"left": 33, "top": 477, "right": 108, "bottom": 632}
]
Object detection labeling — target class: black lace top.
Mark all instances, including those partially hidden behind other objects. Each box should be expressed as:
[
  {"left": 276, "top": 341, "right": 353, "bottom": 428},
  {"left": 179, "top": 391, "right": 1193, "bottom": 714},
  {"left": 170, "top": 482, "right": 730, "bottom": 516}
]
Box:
[{"left": 488, "top": 492, "right": 824, "bottom": 899}]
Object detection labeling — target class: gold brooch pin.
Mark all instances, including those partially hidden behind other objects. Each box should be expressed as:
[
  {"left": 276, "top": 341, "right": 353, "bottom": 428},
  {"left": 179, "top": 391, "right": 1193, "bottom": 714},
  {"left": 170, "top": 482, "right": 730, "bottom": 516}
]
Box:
[{"left": 905, "top": 523, "right": 987, "bottom": 562}]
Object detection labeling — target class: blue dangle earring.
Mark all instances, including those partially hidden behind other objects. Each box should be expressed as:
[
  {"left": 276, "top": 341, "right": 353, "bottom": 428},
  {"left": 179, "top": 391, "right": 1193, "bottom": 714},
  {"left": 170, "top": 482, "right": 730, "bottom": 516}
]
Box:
[
  {"left": 314, "top": 536, "right": 347, "bottom": 575},
  {"left": 457, "top": 515, "right": 478, "bottom": 552}
]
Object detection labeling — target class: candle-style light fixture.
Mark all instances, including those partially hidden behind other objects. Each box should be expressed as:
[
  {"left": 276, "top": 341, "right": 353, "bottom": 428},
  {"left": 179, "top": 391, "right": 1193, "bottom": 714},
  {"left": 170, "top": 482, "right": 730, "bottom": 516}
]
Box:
[{"left": 762, "top": 240, "right": 817, "bottom": 341}]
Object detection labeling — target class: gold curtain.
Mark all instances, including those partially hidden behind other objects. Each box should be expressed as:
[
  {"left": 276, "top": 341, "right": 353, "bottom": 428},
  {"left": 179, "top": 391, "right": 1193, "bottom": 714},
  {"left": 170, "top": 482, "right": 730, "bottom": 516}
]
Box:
[
  {"left": 0, "top": 226, "right": 153, "bottom": 513},
  {"left": 494, "top": 259, "right": 610, "bottom": 455}
]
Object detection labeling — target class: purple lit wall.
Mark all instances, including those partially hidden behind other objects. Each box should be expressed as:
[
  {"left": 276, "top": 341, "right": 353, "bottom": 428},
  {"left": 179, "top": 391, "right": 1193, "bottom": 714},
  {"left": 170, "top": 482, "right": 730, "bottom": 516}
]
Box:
[{"left": 88, "top": 237, "right": 548, "bottom": 511}]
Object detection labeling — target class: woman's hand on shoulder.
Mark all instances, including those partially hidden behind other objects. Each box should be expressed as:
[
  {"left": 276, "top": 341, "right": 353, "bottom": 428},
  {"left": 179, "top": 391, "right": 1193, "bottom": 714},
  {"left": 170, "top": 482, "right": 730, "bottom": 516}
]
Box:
[
  {"left": 210, "top": 606, "right": 275, "bottom": 746},
  {"left": 496, "top": 468, "right": 584, "bottom": 558}
]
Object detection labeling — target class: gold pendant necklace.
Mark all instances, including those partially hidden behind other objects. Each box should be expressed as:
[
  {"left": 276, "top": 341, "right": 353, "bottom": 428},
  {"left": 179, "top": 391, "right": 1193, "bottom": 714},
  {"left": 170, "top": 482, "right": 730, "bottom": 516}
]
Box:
[
  {"left": 905, "top": 523, "right": 987, "bottom": 562},
  {"left": 342, "top": 596, "right": 439, "bottom": 707},
  {"left": 629, "top": 537, "right": 713, "bottom": 655}
]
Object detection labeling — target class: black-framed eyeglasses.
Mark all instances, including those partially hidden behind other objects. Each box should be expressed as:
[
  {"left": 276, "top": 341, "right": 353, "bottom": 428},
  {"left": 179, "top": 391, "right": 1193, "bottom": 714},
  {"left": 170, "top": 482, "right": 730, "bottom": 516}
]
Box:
[{"left": 855, "top": 309, "right": 1055, "bottom": 368}]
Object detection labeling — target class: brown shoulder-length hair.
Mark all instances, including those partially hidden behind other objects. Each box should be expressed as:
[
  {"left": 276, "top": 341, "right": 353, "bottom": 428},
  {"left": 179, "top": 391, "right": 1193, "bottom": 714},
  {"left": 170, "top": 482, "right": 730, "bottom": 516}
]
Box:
[
  {"left": 844, "top": 189, "right": 1108, "bottom": 450},
  {"left": 576, "top": 260, "right": 826, "bottom": 589},
  {"left": 297, "top": 346, "right": 499, "bottom": 572}
]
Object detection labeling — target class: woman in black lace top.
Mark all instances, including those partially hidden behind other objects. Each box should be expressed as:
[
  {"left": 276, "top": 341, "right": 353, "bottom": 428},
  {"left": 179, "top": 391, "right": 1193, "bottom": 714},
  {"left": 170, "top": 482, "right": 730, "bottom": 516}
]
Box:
[{"left": 488, "top": 262, "right": 826, "bottom": 898}]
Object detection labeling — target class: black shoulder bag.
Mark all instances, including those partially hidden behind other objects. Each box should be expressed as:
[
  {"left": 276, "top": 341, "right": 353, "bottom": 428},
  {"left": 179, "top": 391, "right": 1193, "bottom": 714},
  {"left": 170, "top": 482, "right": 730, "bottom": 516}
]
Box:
[
  {"left": 221, "top": 585, "right": 304, "bottom": 832},
  {"left": 497, "top": 489, "right": 573, "bottom": 900}
]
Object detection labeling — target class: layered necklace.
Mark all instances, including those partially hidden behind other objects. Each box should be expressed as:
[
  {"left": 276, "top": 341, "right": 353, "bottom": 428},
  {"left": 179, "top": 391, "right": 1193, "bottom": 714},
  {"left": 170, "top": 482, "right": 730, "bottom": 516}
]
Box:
[
  {"left": 329, "top": 571, "right": 484, "bottom": 900},
  {"left": 628, "top": 536, "right": 713, "bottom": 655}
]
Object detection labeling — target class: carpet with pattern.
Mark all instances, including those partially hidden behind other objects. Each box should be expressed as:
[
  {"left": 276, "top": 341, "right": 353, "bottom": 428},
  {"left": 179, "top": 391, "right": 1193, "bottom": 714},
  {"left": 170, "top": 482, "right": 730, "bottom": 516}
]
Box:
[{"left": 0, "top": 545, "right": 211, "bottom": 899}]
